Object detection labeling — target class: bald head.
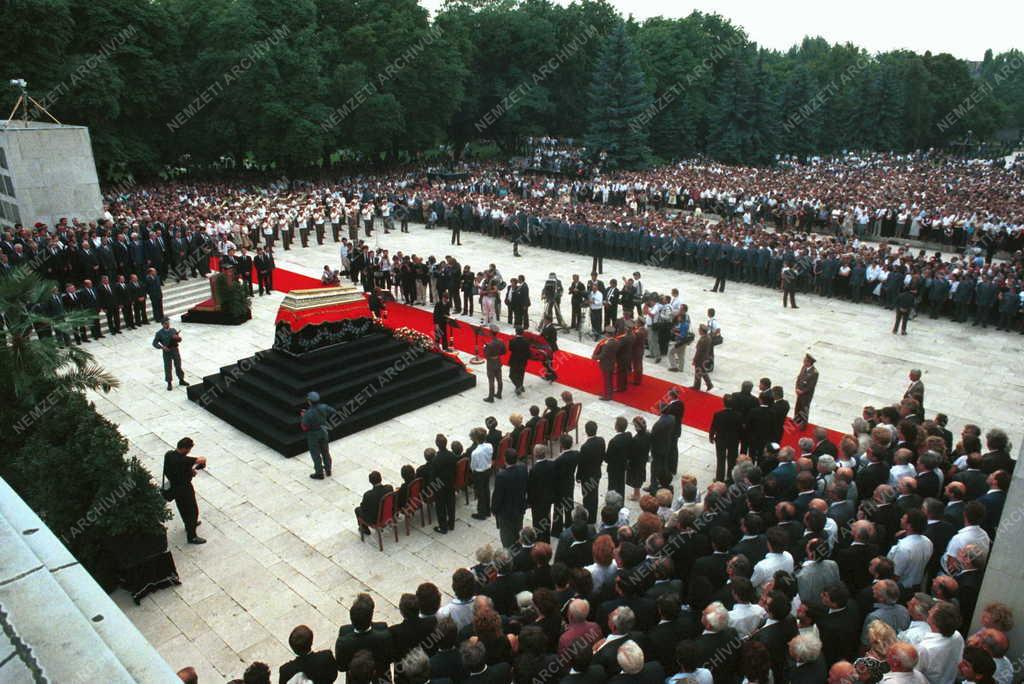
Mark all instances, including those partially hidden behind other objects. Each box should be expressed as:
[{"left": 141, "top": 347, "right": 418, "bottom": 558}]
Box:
[
  {"left": 827, "top": 661, "right": 857, "bottom": 684},
  {"left": 886, "top": 642, "right": 918, "bottom": 672}
]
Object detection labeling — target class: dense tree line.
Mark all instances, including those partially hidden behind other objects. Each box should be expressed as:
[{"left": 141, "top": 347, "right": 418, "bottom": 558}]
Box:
[{"left": 3, "top": 0, "right": 1022, "bottom": 176}]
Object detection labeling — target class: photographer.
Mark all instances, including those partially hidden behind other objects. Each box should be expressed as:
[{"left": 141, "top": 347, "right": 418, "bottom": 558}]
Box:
[
  {"left": 162, "top": 437, "right": 207, "bottom": 545},
  {"left": 152, "top": 317, "right": 188, "bottom": 391},
  {"left": 540, "top": 272, "right": 566, "bottom": 328}
]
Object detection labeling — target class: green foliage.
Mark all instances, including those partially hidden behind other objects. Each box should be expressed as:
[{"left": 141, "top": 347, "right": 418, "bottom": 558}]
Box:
[
  {"left": 2, "top": 0, "right": 1022, "bottom": 173},
  {"left": 585, "top": 23, "right": 653, "bottom": 169},
  {"left": 0, "top": 269, "right": 168, "bottom": 583}
]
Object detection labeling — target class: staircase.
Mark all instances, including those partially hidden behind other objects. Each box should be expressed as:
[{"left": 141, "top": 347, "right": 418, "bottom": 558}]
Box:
[
  {"left": 186, "top": 330, "right": 476, "bottom": 456},
  {"left": 162, "top": 277, "right": 214, "bottom": 320}
]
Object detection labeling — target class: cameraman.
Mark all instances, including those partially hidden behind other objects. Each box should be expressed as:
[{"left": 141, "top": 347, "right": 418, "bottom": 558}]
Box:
[
  {"left": 153, "top": 317, "right": 188, "bottom": 391},
  {"left": 163, "top": 437, "right": 207, "bottom": 544},
  {"left": 541, "top": 272, "right": 566, "bottom": 328}
]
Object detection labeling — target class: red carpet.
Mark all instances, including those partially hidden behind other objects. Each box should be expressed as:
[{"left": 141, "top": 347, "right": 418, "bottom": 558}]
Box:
[{"left": 268, "top": 267, "right": 842, "bottom": 449}]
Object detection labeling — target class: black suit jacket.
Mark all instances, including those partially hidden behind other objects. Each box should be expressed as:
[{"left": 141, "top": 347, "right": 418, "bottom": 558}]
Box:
[
  {"left": 492, "top": 464, "right": 528, "bottom": 519},
  {"left": 690, "top": 552, "right": 730, "bottom": 591},
  {"left": 710, "top": 408, "right": 742, "bottom": 446},
  {"left": 856, "top": 462, "right": 890, "bottom": 502},
  {"left": 731, "top": 535, "right": 768, "bottom": 565},
  {"left": 695, "top": 629, "right": 740, "bottom": 682},
  {"left": 335, "top": 623, "right": 393, "bottom": 674},
  {"left": 432, "top": 448, "right": 459, "bottom": 487},
  {"left": 915, "top": 471, "right": 941, "bottom": 500},
  {"left": 558, "top": 664, "right": 606, "bottom": 684},
  {"left": 752, "top": 616, "right": 798, "bottom": 682},
  {"left": 278, "top": 650, "right": 338, "bottom": 684},
  {"left": 648, "top": 617, "right": 696, "bottom": 673},
  {"left": 464, "top": 662, "right": 511, "bottom": 684},
  {"left": 358, "top": 484, "right": 394, "bottom": 522},
  {"left": 578, "top": 437, "right": 606, "bottom": 484},
  {"left": 528, "top": 458, "right": 557, "bottom": 509},
  {"left": 835, "top": 542, "right": 878, "bottom": 591},
  {"left": 770, "top": 399, "right": 790, "bottom": 442},
  {"left": 813, "top": 602, "right": 861, "bottom": 665},
  {"left": 953, "top": 469, "right": 988, "bottom": 500},
  {"left": 788, "top": 657, "right": 827, "bottom": 684},
  {"left": 555, "top": 450, "right": 579, "bottom": 498},
  {"left": 430, "top": 648, "right": 467, "bottom": 683},
  {"left": 924, "top": 520, "right": 956, "bottom": 575},
  {"left": 482, "top": 573, "right": 525, "bottom": 616},
  {"left": 608, "top": 662, "right": 665, "bottom": 684},
  {"left": 955, "top": 570, "right": 984, "bottom": 636}
]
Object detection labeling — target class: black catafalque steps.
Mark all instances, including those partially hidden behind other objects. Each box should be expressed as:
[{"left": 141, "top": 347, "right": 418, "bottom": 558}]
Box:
[{"left": 186, "top": 317, "right": 476, "bottom": 456}]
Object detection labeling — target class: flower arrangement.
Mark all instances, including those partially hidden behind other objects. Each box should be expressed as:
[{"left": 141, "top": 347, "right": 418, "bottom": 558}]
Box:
[{"left": 393, "top": 326, "right": 435, "bottom": 352}]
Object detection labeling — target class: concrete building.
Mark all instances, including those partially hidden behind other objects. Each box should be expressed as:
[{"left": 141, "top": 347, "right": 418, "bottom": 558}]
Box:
[{"left": 0, "top": 121, "right": 103, "bottom": 230}]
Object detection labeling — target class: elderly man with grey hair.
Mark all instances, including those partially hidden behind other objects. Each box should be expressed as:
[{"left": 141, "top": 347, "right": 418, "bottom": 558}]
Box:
[
  {"left": 460, "top": 640, "right": 509, "bottom": 683},
  {"left": 593, "top": 606, "right": 638, "bottom": 676},
  {"left": 816, "top": 454, "right": 837, "bottom": 494},
  {"left": 611, "top": 639, "right": 665, "bottom": 683},
  {"left": 559, "top": 598, "right": 602, "bottom": 661},
  {"left": 788, "top": 632, "right": 826, "bottom": 682},
  {"left": 881, "top": 642, "right": 928, "bottom": 682},
  {"left": 692, "top": 602, "right": 739, "bottom": 682},
  {"left": 398, "top": 647, "right": 432, "bottom": 684},
  {"left": 862, "top": 580, "right": 910, "bottom": 644},
  {"left": 555, "top": 505, "right": 594, "bottom": 565}
]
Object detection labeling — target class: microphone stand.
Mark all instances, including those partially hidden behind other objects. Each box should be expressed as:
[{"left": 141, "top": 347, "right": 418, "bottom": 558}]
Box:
[{"left": 469, "top": 321, "right": 485, "bottom": 364}]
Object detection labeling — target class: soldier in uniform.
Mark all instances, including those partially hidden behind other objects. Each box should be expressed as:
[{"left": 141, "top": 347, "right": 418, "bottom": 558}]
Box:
[
  {"left": 153, "top": 317, "right": 188, "bottom": 391},
  {"left": 793, "top": 353, "right": 819, "bottom": 429},
  {"left": 482, "top": 325, "right": 506, "bottom": 403},
  {"left": 592, "top": 326, "right": 619, "bottom": 401},
  {"left": 691, "top": 324, "right": 713, "bottom": 391}
]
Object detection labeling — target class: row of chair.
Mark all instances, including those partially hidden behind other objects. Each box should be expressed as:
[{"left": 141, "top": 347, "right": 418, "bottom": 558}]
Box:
[{"left": 357, "top": 402, "right": 584, "bottom": 551}]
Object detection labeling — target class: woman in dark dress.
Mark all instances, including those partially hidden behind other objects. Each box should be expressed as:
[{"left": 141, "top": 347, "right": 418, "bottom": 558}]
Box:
[{"left": 628, "top": 416, "right": 651, "bottom": 500}]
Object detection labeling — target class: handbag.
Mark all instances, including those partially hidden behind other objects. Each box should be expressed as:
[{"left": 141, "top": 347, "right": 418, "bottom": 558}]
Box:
[
  {"left": 711, "top": 330, "right": 723, "bottom": 346},
  {"left": 160, "top": 474, "right": 175, "bottom": 502}
]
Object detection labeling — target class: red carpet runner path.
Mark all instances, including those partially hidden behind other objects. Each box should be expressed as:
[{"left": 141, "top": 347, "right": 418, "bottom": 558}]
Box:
[{"left": 264, "top": 267, "right": 843, "bottom": 449}]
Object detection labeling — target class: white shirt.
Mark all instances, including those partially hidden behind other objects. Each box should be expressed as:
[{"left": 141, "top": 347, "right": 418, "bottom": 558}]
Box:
[
  {"left": 880, "top": 671, "right": 928, "bottom": 683},
  {"left": 942, "top": 525, "right": 990, "bottom": 574},
  {"left": 887, "top": 534, "right": 933, "bottom": 588},
  {"left": 897, "top": 620, "right": 932, "bottom": 645},
  {"left": 666, "top": 669, "right": 712, "bottom": 684},
  {"left": 727, "top": 602, "right": 766, "bottom": 638},
  {"left": 994, "top": 656, "right": 1013, "bottom": 684},
  {"left": 470, "top": 443, "right": 493, "bottom": 473},
  {"left": 751, "top": 551, "right": 794, "bottom": 588},
  {"left": 915, "top": 630, "right": 964, "bottom": 684},
  {"left": 889, "top": 463, "right": 916, "bottom": 487}
]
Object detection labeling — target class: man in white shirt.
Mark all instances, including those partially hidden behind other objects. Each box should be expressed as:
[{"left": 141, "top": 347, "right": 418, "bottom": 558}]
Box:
[
  {"left": 888, "top": 510, "right": 933, "bottom": 591},
  {"left": 468, "top": 427, "right": 493, "bottom": 521},
  {"left": 915, "top": 602, "right": 965, "bottom": 684},
  {"left": 588, "top": 283, "right": 604, "bottom": 339},
  {"left": 879, "top": 642, "right": 928, "bottom": 682},
  {"left": 751, "top": 527, "right": 795, "bottom": 589},
  {"left": 941, "top": 501, "right": 990, "bottom": 574},
  {"left": 726, "top": 577, "right": 766, "bottom": 637},
  {"left": 897, "top": 593, "right": 936, "bottom": 646}
]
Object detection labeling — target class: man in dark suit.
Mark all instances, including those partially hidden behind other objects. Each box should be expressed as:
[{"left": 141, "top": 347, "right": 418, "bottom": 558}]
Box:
[
  {"left": 981, "top": 429, "right": 1014, "bottom": 475},
  {"left": 922, "top": 498, "right": 956, "bottom": 578},
  {"left": 254, "top": 246, "right": 274, "bottom": 295},
  {"left": 693, "top": 603, "right": 739, "bottom": 683},
  {"left": 97, "top": 275, "right": 121, "bottom": 334},
  {"left": 709, "top": 394, "right": 742, "bottom": 482},
  {"left": 237, "top": 247, "right": 254, "bottom": 295},
  {"left": 769, "top": 386, "right": 789, "bottom": 443},
  {"left": 481, "top": 549, "right": 523, "bottom": 617},
  {"left": 649, "top": 412, "right": 675, "bottom": 493},
  {"left": 746, "top": 394, "right": 775, "bottom": 463},
  {"left": 335, "top": 593, "right": 393, "bottom": 678},
  {"left": 659, "top": 389, "right": 684, "bottom": 476},
  {"left": 690, "top": 528, "right": 732, "bottom": 591},
  {"left": 559, "top": 650, "right": 605, "bottom": 684},
  {"left": 528, "top": 444, "right": 557, "bottom": 542},
  {"left": 607, "top": 641, "right": 664, "bottom": 684},
  {"left": 647, "top": 593, "right": 696, "bottom": 673},
  {"left": 78, "top": 279, "right": 104, "bottom": 340},
  {"left": 279, "top": 625, "right": 337, "bottom": 684},
  {"left": 354, "top": 471, "right": 393, "bottom": 534},
  {"left": 429, "top": 618, "right": 467, "bottom": 683},
  {"left": 162, "top": 437, "right": 207, "bottom": 544},
  {"left": 787, "top": 633, "right": 827, "bottom": 684},
  {"left": 953, "top": 452, "right": 989, "bottom": 500},
  {"left": 432, "top": 434, "right": 458, "bottom": 534},
  {"left": 752, "top": 591, "right": 798, "bottom": 682},
  {"left": 856, "top": 449, "right": 890, "bottom": 503},
  {"left": 731, "top": 513, "right": 768, "bottom": 565},
  {"left": 461, "top": 641, "right": 510, "bottom": 684},
  {"left": 826, "top": 482, "right": 855, "bottom": 530},
  {"left": 977, "top": 470, "right": 1008, "bottom": 539},
  {"left": 506, "top": 327, "right": 531, "bottom": 395},
  {"left": 492, "top": 450, "right": 528, "bottom": 548},
  {"left": 60, "top": 284, "right": 87, "bottom": 344},
  {"left": 551, "top": 434, "right": 579, "bottom": 538},
  {"left": 578, "top": 422, "right": 605, "bottom": 523},
  {"left": 604, "top": 417, "right": 631, "bottom": 498},
  {"left": 813, "top": 583, "right": 861, "bottom": 665},
  {"left": 952, "top": 545, "right": 986, "bottom": 632},
  {"left": 127, "top": 274, "right": 148, "bottom": 326},
  {"left": 114, "top": 274, "right": 134, "bottom": 329},
  {"left": 835, "top": 520, "right": 878, "bottom": 591},
  {"left": 144, "top": 268, "right": 164, "bottom": 322},
  {"left": 593, "top": 607, "right": 642, "bottom": 677}
]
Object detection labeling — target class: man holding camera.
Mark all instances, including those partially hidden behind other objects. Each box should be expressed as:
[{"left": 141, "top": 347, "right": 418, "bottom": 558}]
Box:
[
  {"left": 162, "top": 437, "right": 207, "bottom": 544},
  {"left": 153, "top": 317, "right": 188, "bottom": 391},
  {"left": 541, "top": 272, "right": 566, "bottom": 328}
]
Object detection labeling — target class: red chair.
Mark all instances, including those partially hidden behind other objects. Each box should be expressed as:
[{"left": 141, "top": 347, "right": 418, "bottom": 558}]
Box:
[
  {"left": 404, "top": 477, "right": 426, "bottom": 535},
  {"left": 495, "top": 435, "right": 510, "bottom": 471},
  {"left": 529, "top": 418, "right": 548, "bottom": 465},
  {"left": 515, "top": 427, "right": 532, "bottom": 460},
  {"left": 358, "top": 490, "right": 399, "bottom": 551},
  {"left": 453, "top": 457, "right": 470, "bottom": 505},
  {"left": 548, "top": 410, "right": 567, "bottom": 452},
  {"left": 565, "top": 402, "right": 583, "bottom": 442}
]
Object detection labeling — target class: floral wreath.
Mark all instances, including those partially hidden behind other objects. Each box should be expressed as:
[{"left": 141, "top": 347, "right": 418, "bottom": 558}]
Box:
[{"left": 393, "top": 326, "right": 436, "bottom": 352}]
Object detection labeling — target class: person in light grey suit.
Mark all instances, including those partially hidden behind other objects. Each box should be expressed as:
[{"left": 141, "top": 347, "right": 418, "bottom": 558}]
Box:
[{"left": 796, "top": 536, "right": 840, "bottom": 610}]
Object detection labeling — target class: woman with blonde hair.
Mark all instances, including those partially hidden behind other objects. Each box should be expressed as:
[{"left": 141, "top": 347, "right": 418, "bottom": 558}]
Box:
[{"left": 855, "top": 620, "right": 897, "bottom": 683}]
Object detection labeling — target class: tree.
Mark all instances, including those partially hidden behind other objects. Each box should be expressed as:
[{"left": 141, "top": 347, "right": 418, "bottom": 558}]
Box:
[
  {"left": 585, "top": 22, "right": 652, "bottom": 169},
  {"left": 0, "top": 269, "right": 169, "bottom": 586}
]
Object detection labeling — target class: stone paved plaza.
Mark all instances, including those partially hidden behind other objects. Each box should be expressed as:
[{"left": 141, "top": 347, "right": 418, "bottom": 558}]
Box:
[{"left": 94, "top": 227, "right": 1023, "bottom": 682}]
